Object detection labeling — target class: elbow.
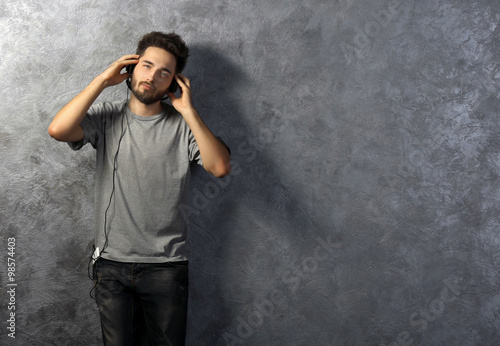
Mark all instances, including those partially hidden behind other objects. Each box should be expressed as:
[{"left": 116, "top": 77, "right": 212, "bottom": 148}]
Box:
[
  {"left": 217, "top": 162, "right": 232, "bottom": 178},
  {"left": 48, "top": 124, "right": 67, "bottom": 141},
  {"left": 207, "top": 160, "right": 232, "bottom": 178},
  {"left": 48, "top": 123, "right": 82, "bottom": 142},
  {"left": 48, "top": 124, "right": 60, "bottom": 140}
]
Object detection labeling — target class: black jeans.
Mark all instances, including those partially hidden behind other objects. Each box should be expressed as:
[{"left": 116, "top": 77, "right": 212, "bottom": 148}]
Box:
[{"left": 93, "top": 258, "right": 188, "bottom": 346}]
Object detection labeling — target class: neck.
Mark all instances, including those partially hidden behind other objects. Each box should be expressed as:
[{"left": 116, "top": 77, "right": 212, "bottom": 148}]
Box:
[{"left": 128, "top": 95, "right": 163, "bottom": 117}]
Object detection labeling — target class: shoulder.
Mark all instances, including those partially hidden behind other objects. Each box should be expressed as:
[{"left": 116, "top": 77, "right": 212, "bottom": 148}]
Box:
[
  {"left": 161, "top": 103, "right": 194, "bottom": 138},
  {"left": 88, "top": 101, "right": 127, "bottom": 117},
  {"left": 85, "top": 102, "right": 129, "bottom": 126}
]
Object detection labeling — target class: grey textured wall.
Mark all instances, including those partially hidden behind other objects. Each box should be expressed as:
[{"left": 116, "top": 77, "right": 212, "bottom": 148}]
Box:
[{"left": 1, "top": 0, "right": 499, "bottom": 345}]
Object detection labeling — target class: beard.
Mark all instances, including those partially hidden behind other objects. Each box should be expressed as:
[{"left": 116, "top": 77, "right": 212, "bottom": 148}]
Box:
[{"left": 131, "top": 80, "right": 166, "bottom": 105}]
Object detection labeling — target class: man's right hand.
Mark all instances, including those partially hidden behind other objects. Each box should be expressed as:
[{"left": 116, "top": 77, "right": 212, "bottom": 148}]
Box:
[
  {"left": 99, "top": 54, "right": 140, "bottom": 88},
  {"left": 48, "top": 54, "right": 140, "bottom": 142}
]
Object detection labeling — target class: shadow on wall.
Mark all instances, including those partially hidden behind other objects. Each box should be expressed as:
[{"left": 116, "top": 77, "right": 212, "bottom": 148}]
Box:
[{"left": 182, "top": 46, "right": 333, "bottom": 345}]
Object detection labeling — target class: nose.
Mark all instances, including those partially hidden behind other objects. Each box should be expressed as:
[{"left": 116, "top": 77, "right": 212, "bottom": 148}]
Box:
[
  {"left": 144, "top": 68, "right": 157, "bottom": 83},
  {"left": 146, "top": 69, "right": 164, "bottom": 84}
]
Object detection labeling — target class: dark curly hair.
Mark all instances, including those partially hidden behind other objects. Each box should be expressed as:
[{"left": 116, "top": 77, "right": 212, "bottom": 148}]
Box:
[{"left": 136, "top": 32, "right": 189, "bottom": 73}]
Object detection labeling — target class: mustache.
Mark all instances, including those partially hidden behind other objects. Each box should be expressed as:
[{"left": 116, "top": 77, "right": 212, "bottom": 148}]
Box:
[{"left": 139, "top": 81, "right": 155, "bottom": 90}]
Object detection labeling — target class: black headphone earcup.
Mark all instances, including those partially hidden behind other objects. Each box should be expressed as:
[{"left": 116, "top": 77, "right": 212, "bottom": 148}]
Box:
[{"left": 125, "top": 64, "right": 135, "bottom": 91}]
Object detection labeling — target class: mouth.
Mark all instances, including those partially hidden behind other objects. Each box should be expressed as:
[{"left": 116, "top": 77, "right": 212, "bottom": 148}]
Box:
[{"left": 139, "top": 82, "right": 155, "bottom": 91}]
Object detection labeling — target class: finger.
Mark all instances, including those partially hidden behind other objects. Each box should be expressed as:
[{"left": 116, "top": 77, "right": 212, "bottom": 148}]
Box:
[
  {"left": 175, "top": 73, "right": 190, "bottom": 88},
  {"left": 173, "top": 76, "right": 187, "bottom": 93},
  {"left": 121, "top": 59, "right": 140, "bottom": 69},
  {"left": 123, "top": 58, "right": 140, "bottom": 65},
  {"left": 119, "top": 54, "right": 140, "bottom": 61},
  {"left": 116, "top": 56, "right": 140, "bottom": 72},
  {"left": 118, "top": 56, "right": 139, "bottom": 76}
]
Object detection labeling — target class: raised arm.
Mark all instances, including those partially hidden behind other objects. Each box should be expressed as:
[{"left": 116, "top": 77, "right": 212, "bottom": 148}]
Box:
[
  {"left": 48, "top": 55, "right": 139, "bottom": 142},
  {"left": 167, "top": 73, "right": 231, "bottom": 178}
]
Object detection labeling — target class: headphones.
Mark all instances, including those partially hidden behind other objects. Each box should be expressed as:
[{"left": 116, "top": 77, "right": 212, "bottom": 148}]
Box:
[{"left": 125, "top": 63, "right": 179, "bottom": 94}]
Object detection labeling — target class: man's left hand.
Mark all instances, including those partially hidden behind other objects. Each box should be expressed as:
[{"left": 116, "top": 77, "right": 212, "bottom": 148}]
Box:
[{"left": 167, "top": 73, "right": 196, "bottom": 116}]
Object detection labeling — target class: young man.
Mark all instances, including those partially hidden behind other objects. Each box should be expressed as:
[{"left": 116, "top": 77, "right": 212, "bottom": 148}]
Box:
[{"left": 49, "top": 32, "right": 231, "bottom": 345}]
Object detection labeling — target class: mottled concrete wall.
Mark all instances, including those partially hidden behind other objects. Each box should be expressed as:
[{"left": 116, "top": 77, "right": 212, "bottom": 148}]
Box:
[{"left": 1, "top": 0, "right": 499, "bottom": 345}]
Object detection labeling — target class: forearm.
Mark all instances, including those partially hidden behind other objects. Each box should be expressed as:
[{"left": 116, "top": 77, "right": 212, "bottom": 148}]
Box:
[
  {"left": 183, "top": 108, "right": 231, "bottom": 177},
  {"left": 49, "top": 55, "right": 138, "bottom": 142},
  {"left": 48, "top": 76, "right": 107, "bottom": 142}
]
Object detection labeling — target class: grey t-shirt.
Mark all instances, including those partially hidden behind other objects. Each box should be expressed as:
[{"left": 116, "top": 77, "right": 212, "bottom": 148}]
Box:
[{"left": 69, "top": 101, "right": 202, "bottom": 263}]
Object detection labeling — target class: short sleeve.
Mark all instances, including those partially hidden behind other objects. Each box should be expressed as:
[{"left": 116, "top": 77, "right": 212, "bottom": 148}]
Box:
[
  {"left": 188, "top": 130, "right": 203, "bottom": 166},
  {"left": 67, "top": 103, "right": 109, "bottom": 151}
]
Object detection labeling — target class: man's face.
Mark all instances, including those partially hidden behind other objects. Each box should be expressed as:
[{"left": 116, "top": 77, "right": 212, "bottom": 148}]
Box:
[{"left": 131, "top": 46, "right": 177, "bottom": 105}]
